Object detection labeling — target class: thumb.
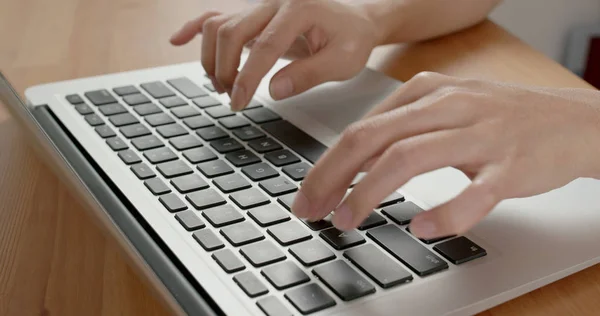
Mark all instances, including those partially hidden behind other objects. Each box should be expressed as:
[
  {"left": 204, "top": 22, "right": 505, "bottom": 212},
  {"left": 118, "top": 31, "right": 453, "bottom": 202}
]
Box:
[{"left": 269, "top": 47, "right": 359, "bottom": 100}]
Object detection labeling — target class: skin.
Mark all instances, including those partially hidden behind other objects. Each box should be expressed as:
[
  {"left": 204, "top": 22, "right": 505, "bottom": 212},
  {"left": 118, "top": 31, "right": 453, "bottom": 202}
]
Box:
[{"left": 171, "top": 0, "right": 600, "bottom": 238}]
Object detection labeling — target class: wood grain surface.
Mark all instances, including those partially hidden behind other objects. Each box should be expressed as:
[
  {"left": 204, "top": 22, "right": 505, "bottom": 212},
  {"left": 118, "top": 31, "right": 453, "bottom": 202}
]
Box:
[{"left": 0, "top": 0, "right": 599, "bottom": 315}]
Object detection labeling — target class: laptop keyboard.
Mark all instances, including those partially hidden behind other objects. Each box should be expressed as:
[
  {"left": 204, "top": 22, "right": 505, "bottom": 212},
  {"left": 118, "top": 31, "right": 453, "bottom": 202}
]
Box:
[{"left": 65, "top": 76, "right": 487, "bottom": 315}]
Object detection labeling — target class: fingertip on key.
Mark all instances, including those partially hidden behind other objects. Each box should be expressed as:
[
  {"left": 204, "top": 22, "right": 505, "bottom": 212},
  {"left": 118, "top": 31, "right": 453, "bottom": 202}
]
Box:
[{"left": 292, "top": 190, "right": 311, "bottom": 219}]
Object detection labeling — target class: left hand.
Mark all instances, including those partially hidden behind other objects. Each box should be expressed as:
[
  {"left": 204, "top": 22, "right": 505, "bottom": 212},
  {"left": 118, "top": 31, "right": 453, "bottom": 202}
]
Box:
[{"left": 293, "top": 72, "right": 600, "bottom": 239}]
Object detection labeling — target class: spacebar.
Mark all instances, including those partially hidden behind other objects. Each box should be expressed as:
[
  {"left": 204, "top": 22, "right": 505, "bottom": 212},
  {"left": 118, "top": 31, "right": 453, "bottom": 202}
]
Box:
[{"left": 261, "top": 120, "right": 328, "bottom": 164}]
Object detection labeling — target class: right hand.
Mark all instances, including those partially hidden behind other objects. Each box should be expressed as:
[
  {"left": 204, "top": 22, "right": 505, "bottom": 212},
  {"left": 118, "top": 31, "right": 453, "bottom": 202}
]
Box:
[{"left": 170, "top": 0, "right": 385, "bottom": 110}]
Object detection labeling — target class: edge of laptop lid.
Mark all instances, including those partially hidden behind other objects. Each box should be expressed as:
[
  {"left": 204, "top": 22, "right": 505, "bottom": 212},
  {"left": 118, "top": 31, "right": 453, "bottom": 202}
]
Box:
[{"left": 0, "top": 71, "right": 222, "bottom": 316}]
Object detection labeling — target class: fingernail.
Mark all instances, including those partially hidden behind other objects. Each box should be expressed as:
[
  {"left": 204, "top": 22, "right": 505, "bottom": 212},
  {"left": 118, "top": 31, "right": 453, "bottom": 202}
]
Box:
[
  {"left": 292, "top": 191, "right": 311, "bottom": 219},
  {"left": 209, "top": 76, "right": 225, "bottom": 94},
  {"left": 332, "top": 204, "right": 353, "bottom": 230},
  {"left": 230, "top": 84, "right": 246, "bottom": 111},
  {"left": 270, "top": 76, "right": 293, "bottom": 100},
  {"left": 410, "top": 218, "right": 437, "bottom": 238}
]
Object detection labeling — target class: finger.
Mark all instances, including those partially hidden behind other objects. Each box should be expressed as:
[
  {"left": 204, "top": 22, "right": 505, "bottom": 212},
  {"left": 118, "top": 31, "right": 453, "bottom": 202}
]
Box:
[
  {"left": 232, "top": 9, "right": 313, "bottom": 110},
  {"left": 362, "top": 71, "right": 453, "bottom": 119},
  {"left": 216, "top": 4, "right": 279, "bottom": 106},
  {"left": 267, "top": 44, "right": 358, "bottom": 101},
  {"left": 330, "top": 128, "right": 483, "bottom": 230},
  {"left": 201, "top": 14, "right": 233, "bottom": 93},
  {"left": 409, "top": 166, "right": 504, "bottom": 239},
  {"left": 170, "top": 11, "right": 222, "bottom": 45},
  {"left": 294, "top": 91, "right": 475, "bottom": 220}
]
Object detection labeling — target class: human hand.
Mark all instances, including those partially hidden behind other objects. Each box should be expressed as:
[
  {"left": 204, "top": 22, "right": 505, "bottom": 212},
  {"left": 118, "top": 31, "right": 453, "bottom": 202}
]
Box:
[
  {"left": 294, "top": 72, "right": 600, "bottom": 239},
  {"left": 170, "top": 0, "right": 384, "bottom": 111}
]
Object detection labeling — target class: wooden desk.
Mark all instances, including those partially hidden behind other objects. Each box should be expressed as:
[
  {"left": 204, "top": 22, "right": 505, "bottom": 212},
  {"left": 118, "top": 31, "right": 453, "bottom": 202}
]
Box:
[{"left": 1, "top": 0, "right": 599, "bottom": 315}]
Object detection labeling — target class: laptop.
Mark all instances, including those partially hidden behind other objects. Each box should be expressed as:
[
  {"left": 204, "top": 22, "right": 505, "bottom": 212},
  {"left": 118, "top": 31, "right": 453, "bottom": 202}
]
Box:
[{"left": 2, "top": 53, "right": 600, "bottom": 316}]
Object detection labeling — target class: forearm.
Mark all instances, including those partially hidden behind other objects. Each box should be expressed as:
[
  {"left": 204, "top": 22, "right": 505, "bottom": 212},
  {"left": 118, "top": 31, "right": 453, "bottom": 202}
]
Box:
[{"left": 359, "top": 0, "right": 502, "bottom": 45}]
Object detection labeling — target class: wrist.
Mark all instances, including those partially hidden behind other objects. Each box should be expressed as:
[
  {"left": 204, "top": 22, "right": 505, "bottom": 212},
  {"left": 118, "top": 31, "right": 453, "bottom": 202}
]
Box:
[{"left": 359, "top": 0, "right": 408, "bottom": 46}]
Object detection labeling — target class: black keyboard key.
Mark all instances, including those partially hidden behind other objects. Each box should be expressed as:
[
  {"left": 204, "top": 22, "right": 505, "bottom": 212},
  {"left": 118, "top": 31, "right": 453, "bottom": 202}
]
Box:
[
  {"left": 265, "top": 150, "right": 300, "bottom": 167},
  {"left": 133, "top": 103, "right": 162, "bottom": 116},
  {"left": 289, "top": 240, "right": 335, "bottom": 267},
  {"left": 212, "top": 249, "right": 245, "bottom": 273},
  {"left": 248, "top": 204, "right": 290, "bottom": 227},
  {"left": 145, "top": 113, "right": 175, "bottom": 127},
  {"left": 268, "top": 221, "right": 312, "bottom": 246},
  {"left": 193, "top": 230, "right": 224, "bottom": 251},
  {"left": 211, "top": 138, "right": 243, "bottom": 153},
  {"left": 261, "top": 120, "right": 327, "bottom": 164},
  {"left": 109, "top": 113, "right": 138, "bottom": 127},
  {"left": 113, "top": 85, "right": 139, "bottom": 96},
  {"left": 221, "top": 222, "right": 264, "bottom": 247},
  {"left": 213, "top": 174, "right": 251, "bottom": 193},
  {"left": 95, "top": 125, "right": 116, "bottom": 138},
  {"left": 197, "top": 160, "right": 234, "bottom": 178},
  {"left": 233, "top": 126, "right": 265, "bottom": 141},
  {"left": 74, "top": 103, "right": 94, "bottom": 115},
  {"left": 106, "top": 137, "right": 128, "bottom": 151},
  {"left": 85, "top": 89, "right": 117, "bottom": 105},
  {"left": 159, "top": 194, "right": 188, "bottom": 212},
  {"left": 202, "top": 205, "right": 245, "bottom": 227},
  {"left": 186, "top": 189, "right": 226, "bottom": 210},
  {"left": 239, "top": 240, "right": 285, "bottom": 267},
  {"left": 141, "top": 81, "right": 175, "bottom": 99},
  {"left": 302, "top": 216, "right": 334, "bottom": 231},
  {"left": 98, "top": 103, "right": 127, "bottom": 116},
  {"left": 196, "top": 126, "right": 228, "bottom": 141},
  {"left": 183, "top": 116, "right": 214, "bottom": 129},
  {"left": 183, "top": 147, "right": 217, "bottom": 164},
  {"left": 157, "top": 123, "right": 188, "bottom": 138},
  {"left": 84, "top": 114, "right": 104, "bottom": 126},
  {"left": 344, "top": 244, "right": 413, "bottom": 288},
  {"left": 259, "top": 177, "right": 297, "bottom": 197},
  {"left": 319, "top": 227, "right": 365, "bottom": 250},
  {"left": 257, "top": 296, "right": 293, "bottom": 316},
  {"left": 357, "top": 212, "right": 387, "bottom": 230},
  {"left": 167, "top": 77, "right": 208, "bottom": 99},
  {"left": 240, "top": 99, "right": 263, "bottom": 109},
  {"left": 192, "top": 95, "right": 220, "bottom": 108},
  {"left": 144, "top": 178, "right": 171, "bottom": 195},
  {"left": 367, "top": 225, "right": 448, "bottom": 276},
  {"left": 379, "top": 191, "right": 405, "bottom": 207},
  {"left": 120, "top": 124, "right": 151, "bottom": 138},
  {"left": 230, "top": 188, "right": 270, "bottom": 210},
  {"left": 204, "top": 83, "right": 216, "bottom": 92},
  {"left": 234, "top": 271, "right": 269, "bottom": 298},
  {"left": 175, "top": 210, "right": 205, "bottom": 231},
  {"left": 262, "top": 261, "right": 310, "bottom": 290},
  {"left": 206, "top": 105, "right": 235, "bottom": 119},
  {"left": 131, "top": 135, "right": 163, "bottom": 151},
  {"left": 284, "top": 283, "right": 335, "bottom": 315},
  {"left": 282, "top": 162, "right": 311, "bottom": 181},
  {"left": 118, "top": 150, "right": 141, "bottom": 165},
  {"left": 248, "top": 138, "right": 282, "bottom": 153},
  {"left": 242, "top": 163, "right": 278, "bottom": 181},
  {"left": 225, "top": 150, "right": 261, "bottom": 167},
  {"left": 156, "top": 160, "right": 193, "bottom": 178},
  {"left": 219, "top": 116, "right": 250, "bottom": 129},
  {"left": 171, "top": 105, "right": 200, "bottom": 118},
  {"left": 66, "top": 94, "right": 84, "bottom": 104},
  {"left": 381, "top": 202, "right": 422, "bottom": 225},
  {"left": 406, "top": 226, "right": 453, "bottom": 244},
  {"left": 169, "top": 134, "right": 203, "bottom": 151},
  {"left": 243, "top": 107, "right": 281, "bottom": 124},
  {"left": 160, "top": 96, "right": 187, "bottom": 108},
  {"left": 277, "top": 193, "right": 296, "bottom": 211},
  {"left": 312, "top": 260, "right": 375, "bottom": 301},
  {"left": 433, "top": 237, "right": 487, "bottom": 264},
  {"left": 123, "top": 93, "right": 151, "bottom": 106},
  {"left": 131, "top": 163, "right": 155, "bottom": 179},
  {"left": 144, "top": 147, "right": 178, "bottom": 164},
  {"left": 171, "top": 174, "right": 208, "bottom": 193}
]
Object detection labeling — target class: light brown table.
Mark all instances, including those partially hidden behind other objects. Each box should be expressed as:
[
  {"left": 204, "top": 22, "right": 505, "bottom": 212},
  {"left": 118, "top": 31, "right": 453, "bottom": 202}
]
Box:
[{"left": 1, "top": 0, "right": 599, "bottom": 315}]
